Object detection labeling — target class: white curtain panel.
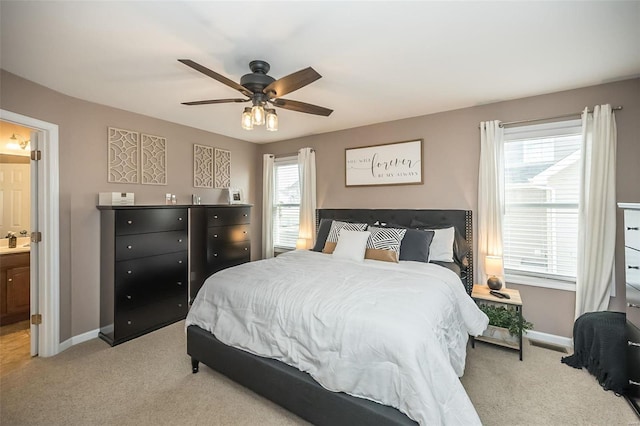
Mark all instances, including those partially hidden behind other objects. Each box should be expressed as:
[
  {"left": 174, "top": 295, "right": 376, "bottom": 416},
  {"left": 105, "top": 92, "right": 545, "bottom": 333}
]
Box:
[
  {"left": 297, "top": 147, "right": 317, "bottom": 249},
  {"left": 477, "top": 120, "right": 505, "bottom": 285},
  {"left": 262, "top": 154, "right": 275, "bottom": 259},
  {"left": 575, "top": 105, "right": 617, "bottom": 318}
]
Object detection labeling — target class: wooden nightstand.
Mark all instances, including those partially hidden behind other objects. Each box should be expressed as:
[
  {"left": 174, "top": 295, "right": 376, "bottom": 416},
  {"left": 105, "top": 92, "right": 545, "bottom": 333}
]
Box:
[{"left": 471, "top": 284, "right": 524, "bottom": 361}]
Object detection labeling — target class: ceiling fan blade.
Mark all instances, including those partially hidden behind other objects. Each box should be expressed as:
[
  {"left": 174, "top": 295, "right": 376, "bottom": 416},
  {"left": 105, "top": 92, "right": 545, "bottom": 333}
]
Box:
[
  {"left": 178, "top": 59, "right": 253, "bottom": 97},
  {"left": 263, "top": 67, "right": 321, "bottom": 98},
  {"left": 272, "top": 98, "right": 333, "bottom": 116},
  {"left": 181, "top": 98, "right": 249, "bottom": 106}
]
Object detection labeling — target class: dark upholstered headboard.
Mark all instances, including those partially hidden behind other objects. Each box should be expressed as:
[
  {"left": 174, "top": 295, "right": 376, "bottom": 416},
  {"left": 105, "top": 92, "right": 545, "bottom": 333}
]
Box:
[{"left": 316, "top": 208, "right": 473, "bottom": 295}]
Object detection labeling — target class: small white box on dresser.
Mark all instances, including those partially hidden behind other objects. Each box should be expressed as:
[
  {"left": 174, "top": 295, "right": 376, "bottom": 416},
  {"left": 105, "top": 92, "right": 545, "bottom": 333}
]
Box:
[{"left": 98, "top": 192, "right": 135, "bottom": 206}]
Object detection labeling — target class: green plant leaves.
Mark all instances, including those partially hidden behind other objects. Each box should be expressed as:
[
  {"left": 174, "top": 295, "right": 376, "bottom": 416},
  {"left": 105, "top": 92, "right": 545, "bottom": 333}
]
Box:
[{"left": 479, "top": 303, "right": 533, "bottom": 336}]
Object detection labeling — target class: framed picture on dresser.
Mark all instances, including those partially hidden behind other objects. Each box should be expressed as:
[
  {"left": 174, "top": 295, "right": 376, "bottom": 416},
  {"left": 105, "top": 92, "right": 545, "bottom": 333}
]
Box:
[{"left": 227, "top": 188, "right": 243, "bottom": 204}]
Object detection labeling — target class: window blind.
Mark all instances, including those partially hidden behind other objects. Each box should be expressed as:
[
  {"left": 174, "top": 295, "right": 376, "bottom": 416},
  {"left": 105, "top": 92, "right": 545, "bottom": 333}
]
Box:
[
  {"left": 503, "top": 120, "right": 582, "bottom": 281},
  {"left": 273, "top": 157, "right": 300, "bottom": 249}
]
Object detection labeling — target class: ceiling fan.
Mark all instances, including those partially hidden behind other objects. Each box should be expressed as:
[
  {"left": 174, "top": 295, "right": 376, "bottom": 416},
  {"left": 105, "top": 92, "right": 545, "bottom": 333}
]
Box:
[{"left": 178, "top": 59, "right": 333, "bottom": 131}]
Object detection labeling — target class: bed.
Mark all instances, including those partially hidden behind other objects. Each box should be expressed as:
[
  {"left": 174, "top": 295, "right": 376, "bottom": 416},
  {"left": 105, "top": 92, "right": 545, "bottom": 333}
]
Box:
[{"left": 186, "top": 209, "right": 487, "bottom": 425}]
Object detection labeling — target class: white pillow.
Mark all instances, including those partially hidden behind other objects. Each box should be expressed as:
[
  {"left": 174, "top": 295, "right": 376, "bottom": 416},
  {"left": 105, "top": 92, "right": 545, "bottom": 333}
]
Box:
[
  {"left": 427, "top": 227, "right": 455, "bottom": 262},
  {"left": 322, "top": 220, "right": 368, "bottom": 254},
  {"left": 332, "top": 230, "right": 371, "bottom": 262}
]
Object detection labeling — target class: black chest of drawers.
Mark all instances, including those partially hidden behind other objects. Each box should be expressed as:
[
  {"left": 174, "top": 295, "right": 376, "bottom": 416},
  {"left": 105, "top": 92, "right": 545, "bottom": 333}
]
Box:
[
  {"left": 189, "top": 205, "right": 251, "bottom": 303},
  {"left": 99, "top": 206, "right": 189, "bottom": 346}
]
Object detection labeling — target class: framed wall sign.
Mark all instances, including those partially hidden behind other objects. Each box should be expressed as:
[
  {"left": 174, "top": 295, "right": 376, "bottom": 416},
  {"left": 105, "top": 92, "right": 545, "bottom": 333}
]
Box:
[{"left": 345, "top": 139, "right": 423, "bottom": 187}]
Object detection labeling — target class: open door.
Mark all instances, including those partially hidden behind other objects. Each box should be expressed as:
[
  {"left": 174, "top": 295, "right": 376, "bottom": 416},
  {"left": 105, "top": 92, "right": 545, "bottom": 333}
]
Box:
[
  {"left": 29, "top": 130, "right": 39, "bottom": 356},
  {"left": 2, "top": 108, "right": 60, "bottom": 358}
]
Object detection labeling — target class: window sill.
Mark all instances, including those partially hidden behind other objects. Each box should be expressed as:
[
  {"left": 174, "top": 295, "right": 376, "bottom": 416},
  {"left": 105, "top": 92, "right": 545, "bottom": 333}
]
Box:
[{"left": 505, "top": 273, "right": 576, "bottom": 292}]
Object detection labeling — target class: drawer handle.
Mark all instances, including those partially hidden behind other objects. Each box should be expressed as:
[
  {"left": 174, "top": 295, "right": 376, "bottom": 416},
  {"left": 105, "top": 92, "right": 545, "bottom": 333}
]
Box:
[
  {"left": 178, "top": 303, "right": 183, "bottom": 308},
  {"left": 628, "top": 303, "right": 640, "bottom": 309},
  {"left": 244, "top": 247, "right": 248, "bottom": 251},
  {"left": 214, "top": 215, "right": 218, "bottom": 219},
  {"left": 7, "top": 278, "right": 12, "bottom": 282},
  {"left": 214, "top": 234, "right": 218, "bottom": 238},
  {"left": 177, "top": 281, "right": 182, "bottom": 286},
  {"left": 127, "top": 270, "right": 133, "bottom": 274},
  {"left": 178, "top": 239, "right": 183, "bottom": 243},
  {"left": 627, "top": 226, "right": 639, "bottom": 231},
  {"left": 178, "top": 217, "right": 183, "bottom": 221},
  {"left": 630, "top": 380, "right": 640, "bottom": 387},
  {"left": 213, "top": 253, "right": 218, "bottom": 257},
  {"left": 243, "top": 231, "right": 247, "bottom": 234},
  {"left": 126, "top": 295, "right": 132, "bottom": 300},
  {"left": 127, "top": 245, "right": 132, "bottom": 249},
  {"left": 127, "top": 220, "right": 132, "bottom": 225},
  {"left": 178, "top": 260, "right": 183, "bottom": 264},
  {"left": 629, "top": 341, "right": 640, "bottom": 348},
  {"left": 127, "top": 320, "right": 132, "bottom": 325},
  {"left": 628, "top": 265, "right": 639, "bottom": 270},
  {"left": 243, "top": 214, "right": 247, "bottom": 217}
]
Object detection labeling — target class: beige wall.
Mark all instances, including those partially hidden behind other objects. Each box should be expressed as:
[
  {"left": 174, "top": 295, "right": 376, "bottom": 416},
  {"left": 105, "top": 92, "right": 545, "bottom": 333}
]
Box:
[
  {"left": 258, "top": 78, "right": 640, "bottom": 338},
  {"left": 0, "top": 70, "right": 259, "bottom": 341},
  {"left": 2, "top": 67, "right": 638, "bottom": 342}
]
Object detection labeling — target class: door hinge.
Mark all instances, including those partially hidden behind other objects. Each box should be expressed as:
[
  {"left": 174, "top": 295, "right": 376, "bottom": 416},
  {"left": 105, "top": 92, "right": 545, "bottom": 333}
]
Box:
[
  {"left": 31, "top": 314, "right": 42, "bottom": 325},
  {"left": 31, "top": 150, "right": 42, "bottom": 161},
  {"left": 31, "top": 231, "right": 42, "bottom": 243}
]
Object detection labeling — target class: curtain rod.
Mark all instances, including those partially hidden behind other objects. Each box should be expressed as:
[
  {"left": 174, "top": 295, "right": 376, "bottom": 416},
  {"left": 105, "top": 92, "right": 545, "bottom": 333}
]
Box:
[
  {"left": 274, "top": 148, "right": 315, "bottom": 158},
  {"left": 498, "top": 106, "right": 623, "bottom": 128}
]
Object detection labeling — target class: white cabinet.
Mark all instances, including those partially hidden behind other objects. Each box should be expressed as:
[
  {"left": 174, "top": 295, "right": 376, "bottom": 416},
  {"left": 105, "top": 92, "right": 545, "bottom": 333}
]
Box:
[{"left": 619, "top": 202, "right": 640, "bottom": 414}]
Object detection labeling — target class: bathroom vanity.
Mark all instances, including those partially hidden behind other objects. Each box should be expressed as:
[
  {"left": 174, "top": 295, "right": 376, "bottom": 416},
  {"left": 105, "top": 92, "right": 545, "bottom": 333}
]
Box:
[{"left": 0, "top": 250, "right": 30, "bottom": 325}]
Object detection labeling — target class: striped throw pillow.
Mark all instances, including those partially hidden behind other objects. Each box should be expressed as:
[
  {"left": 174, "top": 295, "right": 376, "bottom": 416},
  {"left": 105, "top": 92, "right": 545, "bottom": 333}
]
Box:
[{"left": 365, "top": 226, "right": 407, "bottom": 263}]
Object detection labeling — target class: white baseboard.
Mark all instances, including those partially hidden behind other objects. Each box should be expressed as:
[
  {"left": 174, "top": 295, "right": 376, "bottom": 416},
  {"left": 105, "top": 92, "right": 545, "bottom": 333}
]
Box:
[
  {"left": 58, "top": 328, "right": 99, "bottom": 352},
  {"left": 525, "top": 330, "right": 573, "bottom": 350},
  {"left": 57, "top": 328, "right": 573, "bottom": 354}
]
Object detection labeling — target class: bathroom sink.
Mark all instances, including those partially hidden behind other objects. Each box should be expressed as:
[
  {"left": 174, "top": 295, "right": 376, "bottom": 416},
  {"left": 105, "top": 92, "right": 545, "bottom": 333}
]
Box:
[
  {"left": 0, "top": 246, "right": 30, "bottom": 254},
  {"left": 0, "top": 236, "right": 31, "bottom": 253}
]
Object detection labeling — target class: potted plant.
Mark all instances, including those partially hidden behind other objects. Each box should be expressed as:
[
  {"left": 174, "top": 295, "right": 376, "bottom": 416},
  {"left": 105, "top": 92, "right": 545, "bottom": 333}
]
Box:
[{"left": 478, "top": 303, "right": 533, "bottom": 345}]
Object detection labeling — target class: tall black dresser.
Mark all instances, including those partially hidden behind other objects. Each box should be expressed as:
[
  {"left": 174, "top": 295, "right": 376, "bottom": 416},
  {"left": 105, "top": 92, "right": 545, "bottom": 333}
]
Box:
[
  {"left": 189, "top": 205, "right": 252, "bottom": 303},
  {"left": 98, "top": 206, "right": 189, "bottom": 346}
]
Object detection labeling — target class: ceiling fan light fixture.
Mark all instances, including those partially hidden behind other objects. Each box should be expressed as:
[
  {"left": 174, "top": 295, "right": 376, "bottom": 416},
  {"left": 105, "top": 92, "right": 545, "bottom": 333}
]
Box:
[
  {"left": 265, "top": 109, "right": 278, "bottom": 132},
  {"left": 241, "top": 107, "right": 254, "bottom": 130},
  {"left": 179, "top": 59, "right": 333, "bottom": 132},
  {"left": 251, "top": 104, "right": 265, "bottom": 125}
]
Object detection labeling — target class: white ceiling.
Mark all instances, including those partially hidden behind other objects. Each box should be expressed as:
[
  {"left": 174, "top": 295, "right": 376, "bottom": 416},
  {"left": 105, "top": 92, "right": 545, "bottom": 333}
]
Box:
[{"left": 1, "top": 1, "right": 639, "bottom": 144}]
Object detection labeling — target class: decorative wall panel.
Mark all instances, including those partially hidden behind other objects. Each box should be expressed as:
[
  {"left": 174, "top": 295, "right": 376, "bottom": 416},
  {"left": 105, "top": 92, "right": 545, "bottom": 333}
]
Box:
[
  {"left": 193, "top": 144, "right": 214, "bottom": 188},
  {"left": 108, "top": 127, "right": 139, "bottom": 183},
  {"left": 215, "top": 148, "right": 231, "bottom": 188},
  {"left": 141, "top": 133, "right": 167, "bottom": 185}
]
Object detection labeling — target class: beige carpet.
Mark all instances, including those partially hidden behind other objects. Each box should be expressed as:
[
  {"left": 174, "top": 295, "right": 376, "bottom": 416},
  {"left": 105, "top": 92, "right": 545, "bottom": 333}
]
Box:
[{"left": 0, "top": 321, "right": 637, "bottom": 425}]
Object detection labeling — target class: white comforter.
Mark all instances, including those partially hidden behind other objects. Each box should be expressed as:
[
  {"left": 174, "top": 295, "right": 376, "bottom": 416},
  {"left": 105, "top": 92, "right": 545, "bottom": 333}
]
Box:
[{"left": 186, "top": 250, "right": 488, "bottom": 425}]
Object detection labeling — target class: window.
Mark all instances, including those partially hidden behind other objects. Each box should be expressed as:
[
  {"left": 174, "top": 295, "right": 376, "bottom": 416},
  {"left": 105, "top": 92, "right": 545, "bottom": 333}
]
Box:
[
  {"left": 502, "top": 119, "right": 582, "bottom": 286},
  {"left": 273, "top": 157, "right": 300, "bottom": 249}
]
